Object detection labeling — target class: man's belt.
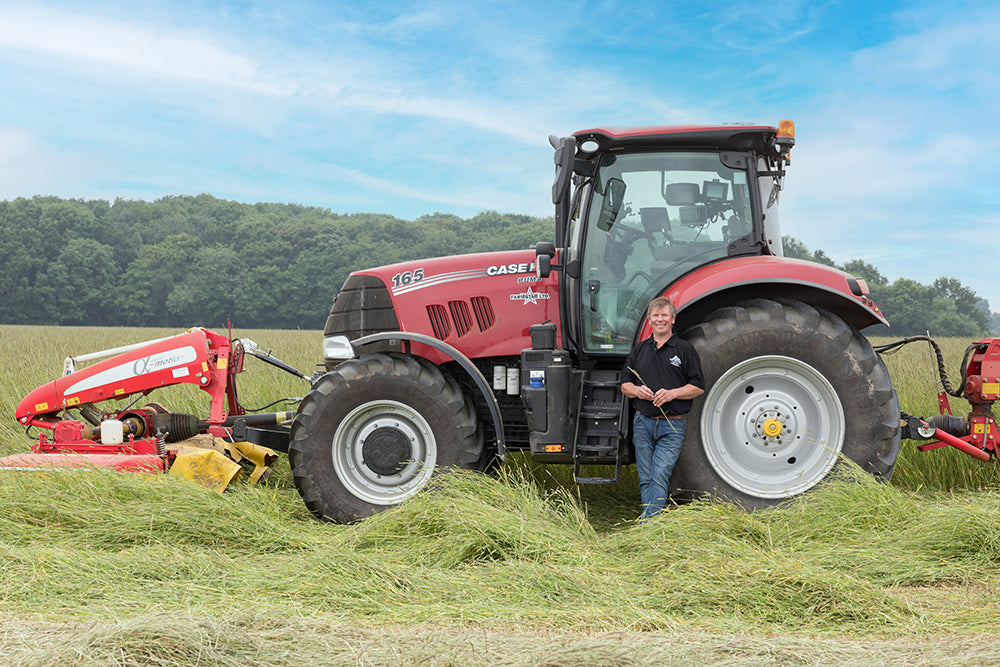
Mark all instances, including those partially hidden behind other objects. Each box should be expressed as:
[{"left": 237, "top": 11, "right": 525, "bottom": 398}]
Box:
[{"left": 638, "top": 411, "right": 686, "bottom": 420}]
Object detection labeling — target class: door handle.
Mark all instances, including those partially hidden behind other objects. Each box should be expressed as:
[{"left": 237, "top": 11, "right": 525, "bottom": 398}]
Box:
[{"left": 588, "top": 280, "right": 600, "bottom": 312}]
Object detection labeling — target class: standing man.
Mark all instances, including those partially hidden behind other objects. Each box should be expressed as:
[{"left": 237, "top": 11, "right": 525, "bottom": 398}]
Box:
[{"left": 621, "top": 297, "right": 705, "bottom": 519}]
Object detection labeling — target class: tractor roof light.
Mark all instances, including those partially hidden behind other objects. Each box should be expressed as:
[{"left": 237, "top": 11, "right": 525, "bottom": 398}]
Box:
[{"left": 775, "top": 119, "right": 795, "bottom": 150}]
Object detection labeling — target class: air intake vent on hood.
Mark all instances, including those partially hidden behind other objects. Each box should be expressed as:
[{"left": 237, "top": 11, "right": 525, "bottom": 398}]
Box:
[
  {"left": 427, "top": 304, "right": 451, "bottom": 340},
  {"left": 470, "top": 296, "right": 495, "bottom": 331}
]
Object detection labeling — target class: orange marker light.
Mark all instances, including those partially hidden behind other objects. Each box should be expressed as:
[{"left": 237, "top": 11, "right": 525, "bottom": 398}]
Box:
[{"left": 777, "top": 119, "right": 795, "bottom": 139}]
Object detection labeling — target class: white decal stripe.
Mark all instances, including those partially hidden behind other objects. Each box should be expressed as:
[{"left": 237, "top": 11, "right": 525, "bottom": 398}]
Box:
[
  {"left": 65, "top": 346, "right": 199, "bottom": 396},
  {"left": 392, "top": 269, "right": 489, "bottom": 295}
]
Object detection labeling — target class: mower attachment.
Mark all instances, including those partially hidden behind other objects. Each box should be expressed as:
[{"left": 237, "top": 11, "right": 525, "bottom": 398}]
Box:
[{"left": 1, "top": 328, "right": 296, "bottom": 491}]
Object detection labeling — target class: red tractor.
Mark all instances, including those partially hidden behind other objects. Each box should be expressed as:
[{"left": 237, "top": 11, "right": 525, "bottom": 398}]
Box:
[{"left": 289, "top": 120, "right": 901, "bottom": 523}]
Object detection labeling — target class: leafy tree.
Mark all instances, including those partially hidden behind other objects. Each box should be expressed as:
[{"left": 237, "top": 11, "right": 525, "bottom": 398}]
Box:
[
  {"left": 933, "top": 277, "right": 988, "bottom": 333},
  {"left": 113, "top": 233, "right": 202, "bottom": 326},
  {"left": 874, "top": 278, "right": 934, "bottom": 335},
  {"left": 927, "top": 295, "right": 983, "bottom": 338},
  {"left": 990, "top": 311, "right": 1000, "bottom": 335},
  {"left": 34, "top": 238, "right": 118, "bottom": 325},
  {"left": 165, "top": 245, "right": 258, "bottom": 328},
  {"left": 781, "top": 235, "right": 836, "bottom": 266}
]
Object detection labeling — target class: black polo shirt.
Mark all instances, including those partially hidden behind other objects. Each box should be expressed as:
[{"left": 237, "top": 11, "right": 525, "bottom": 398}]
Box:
[{"left": 621, "top": 334, "right": 705, "bottom": 417}]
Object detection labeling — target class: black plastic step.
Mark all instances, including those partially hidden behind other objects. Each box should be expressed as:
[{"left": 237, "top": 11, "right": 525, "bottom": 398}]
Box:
[
  {"left": 574, "top": 457, "right": 622, "bottom": 484},
  {"left": 578, "top": 408, "right": 619, "bottom": 420},
  {"left": 575, "top": 445, "right": 619, "bottom": 455}
]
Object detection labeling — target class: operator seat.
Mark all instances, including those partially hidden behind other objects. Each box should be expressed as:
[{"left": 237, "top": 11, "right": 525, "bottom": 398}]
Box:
[
  {"left": 637, "top": 205, "right": 685, "bottom": 270},
  {"left": 649, "top": 183, "right": 707, "bottom": 268}
]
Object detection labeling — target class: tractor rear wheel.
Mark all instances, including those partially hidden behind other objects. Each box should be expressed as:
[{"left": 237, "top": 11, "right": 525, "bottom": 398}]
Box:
[
  {"left": 289, "top": 353, "right": 482, "bottom": 523},
  {"left": 675, "top": 298, "right": 899, "bottom": 508}
]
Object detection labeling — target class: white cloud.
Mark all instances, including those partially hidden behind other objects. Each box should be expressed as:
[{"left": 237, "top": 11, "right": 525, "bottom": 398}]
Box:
[
  {"left": 705, "top": 1, "right": 829, "bottom": 50},
  {"left": 0, "top": 127, "right": 94, "bottom": 197},
  {"left": 0, "top": 5, "right": 292, "bottom": 95},
  {"left": 0, "top": 3, "right": 565, "bottom": 147},
  {"left": 326, "top": 88, "right": 548, "bottom": 144},
  {"left": 851, "top": 8, "right": 1000, "bottom": 94},
  {"left": 780, "top": 8, "right": 1000, "bottom": 236}
]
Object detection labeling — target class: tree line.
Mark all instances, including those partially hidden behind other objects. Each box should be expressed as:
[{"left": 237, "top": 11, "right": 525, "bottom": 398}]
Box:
[
  {"left": 0, "top": 194, "right": 991, "bottom": 336},
  {"left": 0, "top": 195, "right": 551, "bottom": 330},
  {"left": 782, "top": 238, "right": 992, "bottom": 337}
]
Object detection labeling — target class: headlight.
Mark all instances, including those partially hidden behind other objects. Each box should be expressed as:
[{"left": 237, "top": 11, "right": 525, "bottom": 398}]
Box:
[{"left": 322, "top": 335, "right": 356, "bottom": 362}]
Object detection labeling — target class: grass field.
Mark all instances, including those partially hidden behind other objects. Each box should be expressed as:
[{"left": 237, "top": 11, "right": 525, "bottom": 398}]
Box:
[{"left": 2, "top": 326, "right": 1000, "bottom": 666}]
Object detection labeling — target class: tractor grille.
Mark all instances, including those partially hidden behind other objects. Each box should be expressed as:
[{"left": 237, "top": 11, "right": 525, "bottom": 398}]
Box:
[
  {"left": 427, "top": 297, "right": 495, "bottom": 340},
  {"left": 325, "top": 274, "right": 399, "bottom": 338}
]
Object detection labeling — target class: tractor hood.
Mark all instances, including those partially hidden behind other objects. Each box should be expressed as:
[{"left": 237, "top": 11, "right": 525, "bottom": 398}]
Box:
[
  {"left": 330, "top": 249, "right": 562, "bottom": 360},
  {"left": 366, "top": 249, "right": 543, "bottom": 293}
]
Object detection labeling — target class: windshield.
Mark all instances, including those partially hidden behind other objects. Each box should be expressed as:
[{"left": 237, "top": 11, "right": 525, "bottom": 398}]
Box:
[{"left": 577, "top": 151, "right": 753, "bottom": 353}]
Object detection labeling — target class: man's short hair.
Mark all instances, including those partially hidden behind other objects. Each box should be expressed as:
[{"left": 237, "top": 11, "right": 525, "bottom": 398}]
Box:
[{"left": 647, "top": 296, "right": 676, "bottom": 317}]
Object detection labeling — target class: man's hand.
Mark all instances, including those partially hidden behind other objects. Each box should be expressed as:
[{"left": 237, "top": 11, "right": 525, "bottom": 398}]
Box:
[
  {"left": 621, "top": 382, "right": 653, "bottom": 402},
  {"left": 635, "top": 385, "right": 655, "bottom": 402},
  {"left": 621, "top": 382, "right": 704, "bottom": 406},
  {"left": 651, "top": 388, "right": 674, "bottom": 407}
]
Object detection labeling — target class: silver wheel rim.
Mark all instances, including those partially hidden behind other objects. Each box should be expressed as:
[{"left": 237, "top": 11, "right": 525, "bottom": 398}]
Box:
[
  {"left": 331, "top": 400, "right": 437, "bottom": 505},
  {"left": 701, "top": 355, "right": 845, "bottom": 499}
]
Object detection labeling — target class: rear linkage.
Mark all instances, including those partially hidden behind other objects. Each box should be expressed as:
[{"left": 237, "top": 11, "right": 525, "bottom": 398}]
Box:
[{"left": 878, "top": 335, "right": 1000, "bottom": 462}]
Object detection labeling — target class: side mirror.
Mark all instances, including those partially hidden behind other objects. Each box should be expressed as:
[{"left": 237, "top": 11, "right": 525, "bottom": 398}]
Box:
[
  {"left": 595, "top": 177, "right": 626, "bottom": 231},
  {"left": 534, "top": 241, "right": 556, "bottom": 278}
]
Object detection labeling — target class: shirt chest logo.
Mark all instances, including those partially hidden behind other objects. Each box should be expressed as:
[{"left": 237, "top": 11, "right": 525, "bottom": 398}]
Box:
[{"left": 669, "top": 355, "right": 682, "bottom": 367}]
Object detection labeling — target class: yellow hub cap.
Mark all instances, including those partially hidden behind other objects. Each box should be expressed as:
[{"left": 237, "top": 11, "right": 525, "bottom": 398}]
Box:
[{"left": 762, "top": 418, "right": 783, "bottom": 438}]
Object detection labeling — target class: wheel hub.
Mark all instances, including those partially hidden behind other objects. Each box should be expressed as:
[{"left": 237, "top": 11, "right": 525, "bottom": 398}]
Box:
[
  {"left": 332, "top": 399, "right": 438, "bottom": 506},
  {"left": 744, "top": 400, "right": 800, "bottom": 454},
  {"left": 758, "top": 415, "right": 785, "bottom": 439},
  {"left": 361, "top": 427, "right": 412, "bottom": 476}
]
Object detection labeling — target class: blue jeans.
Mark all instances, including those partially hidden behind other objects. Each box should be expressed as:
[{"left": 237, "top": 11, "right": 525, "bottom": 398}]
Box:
[{"left": 632, "top": 413, "right": 686, "bottom": 519}]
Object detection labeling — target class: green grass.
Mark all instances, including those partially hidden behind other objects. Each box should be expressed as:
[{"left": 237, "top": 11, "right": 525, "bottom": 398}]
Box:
[
  {"left": 2, "top": 466, "right": 1000, "bottom": 664},
  {"left": 2, "top": 326, "right": 1000, "bottom": 665}
]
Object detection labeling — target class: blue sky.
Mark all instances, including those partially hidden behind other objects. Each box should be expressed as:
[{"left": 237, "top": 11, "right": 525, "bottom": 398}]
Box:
[{"left": 2, "top": 1, "right": 999, "bottom": 312}]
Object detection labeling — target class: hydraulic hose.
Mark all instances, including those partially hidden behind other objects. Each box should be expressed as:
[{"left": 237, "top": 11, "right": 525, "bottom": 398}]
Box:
[{"left": 873, "top": 335, "right": 973, "bottom": 398}]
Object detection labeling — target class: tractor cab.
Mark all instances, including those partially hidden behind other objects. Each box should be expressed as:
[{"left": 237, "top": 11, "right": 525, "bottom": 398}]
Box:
[
  {"left": 536, "top": 123, "right": 794, "bottom": 357},
  {"left": 574, "top": 151, "right": 757, "bottom": 354}
]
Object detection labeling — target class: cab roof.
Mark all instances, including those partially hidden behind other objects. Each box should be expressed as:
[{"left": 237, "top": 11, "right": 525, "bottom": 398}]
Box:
[{"left": 573, "top": 124, "right": 779, "bottom": 154}]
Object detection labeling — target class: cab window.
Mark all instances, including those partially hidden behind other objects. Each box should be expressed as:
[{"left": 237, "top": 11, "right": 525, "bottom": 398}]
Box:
[{"left": 578, "top": 151, "right": 752, "bottom": 353}]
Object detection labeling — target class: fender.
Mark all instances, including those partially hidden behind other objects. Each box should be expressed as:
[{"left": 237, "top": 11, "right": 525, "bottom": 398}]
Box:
[
  {"left": 650, "top": 255, "right": 888, "bottom": 338},
  {"left": 349, "top": 331, "right": 507, "bottom": 460}
]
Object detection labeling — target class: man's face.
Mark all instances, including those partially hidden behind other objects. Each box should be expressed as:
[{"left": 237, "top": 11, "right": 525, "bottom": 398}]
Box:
[{"left": 648, "top": 306, "right": 674, "bottom": 335}]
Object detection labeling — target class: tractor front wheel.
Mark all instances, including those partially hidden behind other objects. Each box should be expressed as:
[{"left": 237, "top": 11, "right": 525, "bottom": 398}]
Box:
[
  {"left": 676, "top": 298, "right": 899, "bottom": 508},
  {"left": 289, "top": 353, "right": 482, "bottom": 523}
]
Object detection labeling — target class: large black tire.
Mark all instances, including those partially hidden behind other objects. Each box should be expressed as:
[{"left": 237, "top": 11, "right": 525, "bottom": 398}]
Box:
[
  {"left": 289, "top": 353, "right": 482, "bottom": 523},
  {"left": 674, "top": 298, "right": 900, "bottom": 508}
]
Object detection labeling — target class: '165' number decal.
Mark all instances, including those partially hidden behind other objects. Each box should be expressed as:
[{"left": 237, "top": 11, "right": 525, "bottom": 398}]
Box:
[{"left": 392, "top": 268, "right": 424, "bottom": 288}]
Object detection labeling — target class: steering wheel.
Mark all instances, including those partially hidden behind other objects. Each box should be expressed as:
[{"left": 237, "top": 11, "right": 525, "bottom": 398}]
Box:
[
  {"left": 622, "top": 269, "right": 652, "bottom": 288},
  {"left": 646, "top": 243, "right": 727, "bottom": 288},
  {"left": 609, "top": 220, "right": 649, "bottom": 244}
]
